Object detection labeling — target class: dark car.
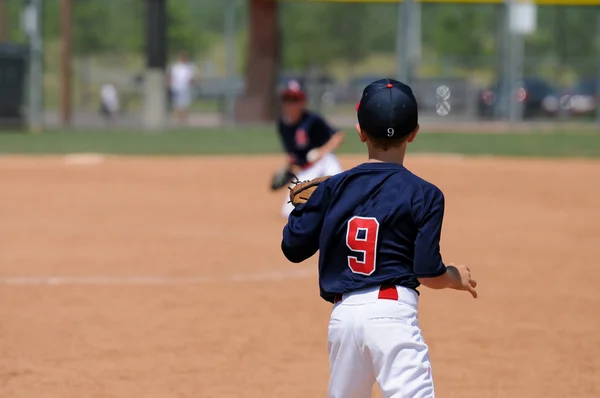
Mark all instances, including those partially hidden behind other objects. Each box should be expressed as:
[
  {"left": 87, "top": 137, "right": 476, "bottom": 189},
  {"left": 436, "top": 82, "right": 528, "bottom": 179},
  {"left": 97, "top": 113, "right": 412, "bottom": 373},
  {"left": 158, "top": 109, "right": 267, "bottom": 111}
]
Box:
[
  {"left": 477, "top": 77, "right": 559, "bottom": 119},
  {"left": 561, "top": 78, "right": 597, "bottom": 116}
]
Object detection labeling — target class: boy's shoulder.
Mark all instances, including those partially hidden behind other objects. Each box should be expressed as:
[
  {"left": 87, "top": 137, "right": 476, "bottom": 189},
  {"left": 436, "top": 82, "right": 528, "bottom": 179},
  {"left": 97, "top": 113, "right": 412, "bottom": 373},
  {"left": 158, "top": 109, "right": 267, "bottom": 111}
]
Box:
[
  {"left": 326, "top": 163, "right": 442, "bottom": 194},
  {"left": 322, "top": 164, "right": 370, "bottom": 190},
  {"left": 405, "top": 168, "right": 443, "bottom": 196}
]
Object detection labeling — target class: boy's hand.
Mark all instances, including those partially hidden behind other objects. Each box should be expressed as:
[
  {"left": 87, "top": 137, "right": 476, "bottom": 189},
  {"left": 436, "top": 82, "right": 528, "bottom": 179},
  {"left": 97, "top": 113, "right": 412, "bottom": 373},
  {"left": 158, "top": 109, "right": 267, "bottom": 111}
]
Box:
[
  {"left": 446, "top": 264, "right": 478, "bottom": 298},
  {"left": 306, "top": 148, "right": 322, "bottom": 164}
]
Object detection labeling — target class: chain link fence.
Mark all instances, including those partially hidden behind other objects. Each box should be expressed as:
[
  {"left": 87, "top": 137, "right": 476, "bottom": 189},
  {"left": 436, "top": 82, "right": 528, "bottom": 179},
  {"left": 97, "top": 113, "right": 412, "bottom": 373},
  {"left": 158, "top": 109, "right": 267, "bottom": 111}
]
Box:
[
  {"left": 1, "top": 0, "right": 599, "bottom": 128},
  {"left": 275, "top": 2, "right": 600, "bottom": 126}
]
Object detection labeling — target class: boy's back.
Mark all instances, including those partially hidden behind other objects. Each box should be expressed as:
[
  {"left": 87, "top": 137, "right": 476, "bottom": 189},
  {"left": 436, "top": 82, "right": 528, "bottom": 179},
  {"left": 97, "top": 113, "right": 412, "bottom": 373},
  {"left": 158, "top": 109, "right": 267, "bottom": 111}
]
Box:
[
  {"left": 284, "top": 162, "right": 446, "bottom": 303},
  {"left": 281, "top": 78, "right": 476, "bottom": 398}
]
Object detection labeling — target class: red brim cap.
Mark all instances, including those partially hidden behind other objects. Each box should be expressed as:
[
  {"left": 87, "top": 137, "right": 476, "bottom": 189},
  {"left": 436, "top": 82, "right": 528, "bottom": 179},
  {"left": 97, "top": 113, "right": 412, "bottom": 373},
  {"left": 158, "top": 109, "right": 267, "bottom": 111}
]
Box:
[{"left": 281, "top": 89, "right": 306, "bottom": 101}]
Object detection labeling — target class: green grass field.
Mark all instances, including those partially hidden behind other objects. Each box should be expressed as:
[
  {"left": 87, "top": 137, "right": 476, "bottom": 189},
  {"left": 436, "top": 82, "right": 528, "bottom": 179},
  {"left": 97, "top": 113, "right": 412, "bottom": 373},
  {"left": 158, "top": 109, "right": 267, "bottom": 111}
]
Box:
[{"left": 1, "top": 128, "right": 600, "bottom": 158}]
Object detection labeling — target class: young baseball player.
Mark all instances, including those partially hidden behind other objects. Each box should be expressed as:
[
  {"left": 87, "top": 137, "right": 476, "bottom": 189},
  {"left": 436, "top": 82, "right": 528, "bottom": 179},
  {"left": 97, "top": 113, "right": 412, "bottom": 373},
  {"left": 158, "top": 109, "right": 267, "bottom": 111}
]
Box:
[
  {"left": 275, "top": 80, "right": 345, "bottom": 218},
  {"left": 281, "top": 79, "right": 477, "bottom": 398}
]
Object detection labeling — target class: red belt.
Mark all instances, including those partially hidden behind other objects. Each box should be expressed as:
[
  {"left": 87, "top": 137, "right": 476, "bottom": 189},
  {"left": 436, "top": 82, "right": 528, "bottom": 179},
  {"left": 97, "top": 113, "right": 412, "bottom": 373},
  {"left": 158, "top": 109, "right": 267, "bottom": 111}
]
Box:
[
  {"left": 297, "top": 162, "right": 314, "bottom": 170},
  {"left": 289, "top": 155, "right": 313, "bottom": 170},
  {"left": 333, "top": 285, "right": 399, "bottom": 304}
]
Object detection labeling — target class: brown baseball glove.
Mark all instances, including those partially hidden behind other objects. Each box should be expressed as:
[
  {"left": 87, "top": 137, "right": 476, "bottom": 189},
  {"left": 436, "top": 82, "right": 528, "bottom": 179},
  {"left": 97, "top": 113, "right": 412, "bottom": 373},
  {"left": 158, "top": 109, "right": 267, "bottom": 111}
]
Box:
[{"left": 288, "top": 176, "right": 331, "bottom": 207}]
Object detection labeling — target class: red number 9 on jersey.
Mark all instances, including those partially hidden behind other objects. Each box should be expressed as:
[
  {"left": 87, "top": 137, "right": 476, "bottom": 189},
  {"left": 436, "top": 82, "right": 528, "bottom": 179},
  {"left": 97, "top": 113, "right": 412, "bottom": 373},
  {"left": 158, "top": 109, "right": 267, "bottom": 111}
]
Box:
[{"left": 345, "top": 216, "right": 380, "bottom": 276}]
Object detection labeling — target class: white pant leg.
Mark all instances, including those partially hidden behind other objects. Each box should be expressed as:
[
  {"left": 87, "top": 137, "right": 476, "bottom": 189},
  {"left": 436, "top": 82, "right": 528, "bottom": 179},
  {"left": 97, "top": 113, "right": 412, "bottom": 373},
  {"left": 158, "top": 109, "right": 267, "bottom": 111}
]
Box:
[
  {"left": 280, "top": 153, "right": 343, "bottom": 218},
  {"left": 173, "top": 88, "right": 192, "bottom": 110},
  {"left": 320, "top": 153, "right": 343, "bottom": 176},
  {"left": 364, "top": 300, "right": 435, "bottom": 398},
  {"left": 327, "top": 304, "right": 376, "bottom": 398}
]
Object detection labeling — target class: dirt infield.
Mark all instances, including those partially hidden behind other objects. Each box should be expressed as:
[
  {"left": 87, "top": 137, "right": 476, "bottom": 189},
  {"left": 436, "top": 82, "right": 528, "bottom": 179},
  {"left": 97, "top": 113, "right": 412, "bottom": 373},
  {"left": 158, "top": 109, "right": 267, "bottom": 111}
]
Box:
[{"left": 1, "top": 154, "right": 599, "bottom": 398}]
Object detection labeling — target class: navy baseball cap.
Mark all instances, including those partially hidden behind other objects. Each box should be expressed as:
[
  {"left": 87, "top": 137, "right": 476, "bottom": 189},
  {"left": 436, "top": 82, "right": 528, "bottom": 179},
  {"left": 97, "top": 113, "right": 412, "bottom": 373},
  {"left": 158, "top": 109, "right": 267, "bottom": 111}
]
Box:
[{"left": 357, "top": 78, "right": 418, "bottom": 139}]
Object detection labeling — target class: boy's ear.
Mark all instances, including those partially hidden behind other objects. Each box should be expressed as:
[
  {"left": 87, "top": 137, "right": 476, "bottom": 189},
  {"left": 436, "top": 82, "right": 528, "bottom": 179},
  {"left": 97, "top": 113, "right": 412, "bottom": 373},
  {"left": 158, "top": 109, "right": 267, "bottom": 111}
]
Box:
[
  {"left": 356, "top": 123, "right": 368, "bottom": 143},
  {"left": 407, "top": 124, "right": 420, "bottom": 143}
]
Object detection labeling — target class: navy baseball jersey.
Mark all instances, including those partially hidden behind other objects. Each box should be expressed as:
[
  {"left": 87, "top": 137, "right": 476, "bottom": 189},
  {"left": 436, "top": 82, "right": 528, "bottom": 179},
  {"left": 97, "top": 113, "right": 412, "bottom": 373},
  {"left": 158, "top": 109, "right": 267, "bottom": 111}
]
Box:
[
  {"left": 281, "top": 162, "right": 447, "bottom": 303},
  {"left": 278, "top": 111, "right": 336, "bottom": 167}
]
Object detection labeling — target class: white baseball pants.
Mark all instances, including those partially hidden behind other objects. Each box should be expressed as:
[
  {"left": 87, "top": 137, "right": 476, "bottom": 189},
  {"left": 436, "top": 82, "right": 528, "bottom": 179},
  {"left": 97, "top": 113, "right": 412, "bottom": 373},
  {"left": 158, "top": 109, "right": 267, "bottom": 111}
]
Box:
[{"left": 327, "top": 285, "right": 435, "bottom": 398}]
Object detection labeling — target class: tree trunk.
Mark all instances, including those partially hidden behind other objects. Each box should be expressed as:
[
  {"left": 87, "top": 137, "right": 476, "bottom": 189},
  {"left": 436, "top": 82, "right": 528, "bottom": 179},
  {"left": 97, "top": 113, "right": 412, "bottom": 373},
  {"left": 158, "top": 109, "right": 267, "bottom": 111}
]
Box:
[
  {"left": 235, "top": 0, "right": 279, "bottom": 122},
  {"left": 0, "top": 0, "right": 7, "bottom": 41}
]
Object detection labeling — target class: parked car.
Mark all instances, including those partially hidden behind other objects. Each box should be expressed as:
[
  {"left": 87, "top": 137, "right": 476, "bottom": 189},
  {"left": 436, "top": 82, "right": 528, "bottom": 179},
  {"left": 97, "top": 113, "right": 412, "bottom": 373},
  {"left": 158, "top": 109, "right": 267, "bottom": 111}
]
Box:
[
  {"left": 560, "top": 78, "right": 597, "bottom": 116},
  {"left": 477, "top": 77, "right": 559, "bottom": 119}
]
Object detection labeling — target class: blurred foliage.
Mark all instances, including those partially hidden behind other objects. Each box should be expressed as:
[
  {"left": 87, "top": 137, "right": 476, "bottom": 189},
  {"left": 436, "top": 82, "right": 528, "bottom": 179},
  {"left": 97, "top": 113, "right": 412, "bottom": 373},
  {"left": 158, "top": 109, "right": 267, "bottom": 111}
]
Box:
[
  {"left": 421, "top": 4, "right": 498, "bottom": 59},
  {"left": 72, "top": 0, "right": 112, "bottom": 55},
  {"left": 280, "top": 2, "right": 375, "bottom": 69},
  {"left": 1, "top": 0, "right": 598, "bottom": 77}
]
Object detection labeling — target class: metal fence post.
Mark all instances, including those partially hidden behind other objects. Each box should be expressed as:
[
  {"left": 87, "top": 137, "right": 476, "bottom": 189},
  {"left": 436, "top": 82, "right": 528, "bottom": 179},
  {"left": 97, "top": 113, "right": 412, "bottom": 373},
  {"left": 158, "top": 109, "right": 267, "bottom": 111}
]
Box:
[
  {"left": 397, "top": 0, "right": 414, "bottom": 85},
  {"left": 0, "top": 0, "right": 7, "bottom": 41},
  {"left": 500, "top": 1, "right": 510, "bottom": 122},
  {"left": 60, "top": 0, "right": 72, "bottom": 125},
  {"left": 143, "top": 0, "right": 167, "bottom": 131},
  {"left": 395, "top": 1, "right": 403, "bottom": 82},
  {"left": 224, "top": 0, "right": 237, "bottom": 126},
  {"left": 506, "top": 0, "right": 529, "bottom": 128},
  {"left": 25, "top": 0, "right": 44, "bottom": 132},
  {"left": 506, "top": 0, "right": 517, "bottom": 127},
  {"left": 509, "top": 30, "right": 525, "bottom": 125}
]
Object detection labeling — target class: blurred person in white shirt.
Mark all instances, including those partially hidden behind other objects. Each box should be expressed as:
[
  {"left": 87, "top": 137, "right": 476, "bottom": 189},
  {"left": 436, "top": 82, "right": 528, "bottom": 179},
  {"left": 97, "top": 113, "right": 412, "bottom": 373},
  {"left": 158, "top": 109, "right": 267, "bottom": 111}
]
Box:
[
  {"left": 168, "top": 52, "right": 198, "bottom": 125},
  {"left": 99, "top": 83, "right": 120, "bottom": 123}
]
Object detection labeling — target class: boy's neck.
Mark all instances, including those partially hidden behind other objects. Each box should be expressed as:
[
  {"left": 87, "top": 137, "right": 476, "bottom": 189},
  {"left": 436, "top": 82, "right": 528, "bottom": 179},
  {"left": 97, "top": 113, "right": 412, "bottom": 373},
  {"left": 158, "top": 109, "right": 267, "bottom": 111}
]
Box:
[
  {"left": 367, "top": 145, "right": 407, "bottom": 165},
  {"left": 283, "top": 110, "right": 304, "bottom": 125}
]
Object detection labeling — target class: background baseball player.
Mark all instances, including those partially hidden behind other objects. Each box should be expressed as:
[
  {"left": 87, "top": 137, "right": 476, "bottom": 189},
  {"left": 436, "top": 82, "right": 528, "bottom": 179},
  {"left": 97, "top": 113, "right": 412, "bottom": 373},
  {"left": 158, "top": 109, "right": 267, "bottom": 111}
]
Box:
[
  {"left": 282, "top": 78, "right": 477, "bottom": 398},
  {"left": 270, "top": 80, "right": 344, "bottom": 218}
]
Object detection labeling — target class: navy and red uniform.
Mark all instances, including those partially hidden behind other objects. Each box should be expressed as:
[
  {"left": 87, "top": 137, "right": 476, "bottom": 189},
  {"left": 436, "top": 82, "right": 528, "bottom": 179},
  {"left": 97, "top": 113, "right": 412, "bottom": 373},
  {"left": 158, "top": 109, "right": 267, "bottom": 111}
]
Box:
[
  {"left": 281, "top": 163, "right": 446, "bottom": 303},
  {"left": 281, "top": 79, "right": 447, "bottom": 303},
  {"left": 277, "top": 80, "right": 343, "bottom": 218},
  {"left": 278, "top": 111, "right": 337, "bottom": 168}
]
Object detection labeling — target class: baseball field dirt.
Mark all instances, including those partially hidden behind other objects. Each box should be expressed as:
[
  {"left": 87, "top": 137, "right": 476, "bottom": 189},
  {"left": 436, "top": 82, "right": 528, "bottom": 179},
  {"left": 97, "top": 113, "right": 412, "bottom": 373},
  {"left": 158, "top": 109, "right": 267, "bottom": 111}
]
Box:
[{"left": 1, "top": 154, "right": 599, "bottom": 398}]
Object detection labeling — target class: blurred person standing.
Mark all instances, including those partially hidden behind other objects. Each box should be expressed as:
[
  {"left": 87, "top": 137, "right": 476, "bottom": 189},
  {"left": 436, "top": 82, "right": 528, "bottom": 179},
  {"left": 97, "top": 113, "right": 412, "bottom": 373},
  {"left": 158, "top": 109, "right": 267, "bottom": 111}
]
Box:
[
  {"left": 167, "top": 52, "right": 198, "bottom": 125},
  {"left": 99, "top": 83, "right": 120, "bottom": 123}
]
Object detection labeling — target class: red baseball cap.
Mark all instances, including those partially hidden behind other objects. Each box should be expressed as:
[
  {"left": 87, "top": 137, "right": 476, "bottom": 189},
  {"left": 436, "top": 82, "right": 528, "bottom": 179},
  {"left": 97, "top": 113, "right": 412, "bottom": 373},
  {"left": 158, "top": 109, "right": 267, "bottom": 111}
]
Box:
[{"left": 281, "top": 79, "right": 306, "bottom": 101}]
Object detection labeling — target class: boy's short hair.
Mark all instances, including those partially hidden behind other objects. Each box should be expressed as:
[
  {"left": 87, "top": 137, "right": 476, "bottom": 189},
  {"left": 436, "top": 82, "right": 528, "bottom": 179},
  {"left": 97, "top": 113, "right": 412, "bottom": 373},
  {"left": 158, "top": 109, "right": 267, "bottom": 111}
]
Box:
[
  {"left": 363, "top": 129, "right": 411, "bottom": 151},
  {"left": 357, "top": 78, "right": 418, "bottom": 149}
]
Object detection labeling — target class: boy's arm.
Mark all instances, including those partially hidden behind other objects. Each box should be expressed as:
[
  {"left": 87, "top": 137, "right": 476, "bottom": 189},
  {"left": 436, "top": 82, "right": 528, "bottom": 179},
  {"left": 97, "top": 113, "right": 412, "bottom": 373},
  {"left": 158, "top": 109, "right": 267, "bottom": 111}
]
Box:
[
  {"left": 412, "top": 188, "right": 446, "bottom": 278},
  {"left": 419, "top": 264, "right": 478, "bottom": 298},
  {"left": 307, "top": 117, "right": 345, "bottom": 163},
  {"left": 276, "top": 121, "right": 297, "bottom": 167},
  {"left": 281, "top": 182, "right": 329, "bottom": 263},
  {"left": 270, "top": 123, "right": 304, "bottom": 191},
  {"left": 413, "top": 187, "right": 477, "bottom": 298},
  {"left": 319, "top": 130, "right": 345, "bottom": 154}
]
